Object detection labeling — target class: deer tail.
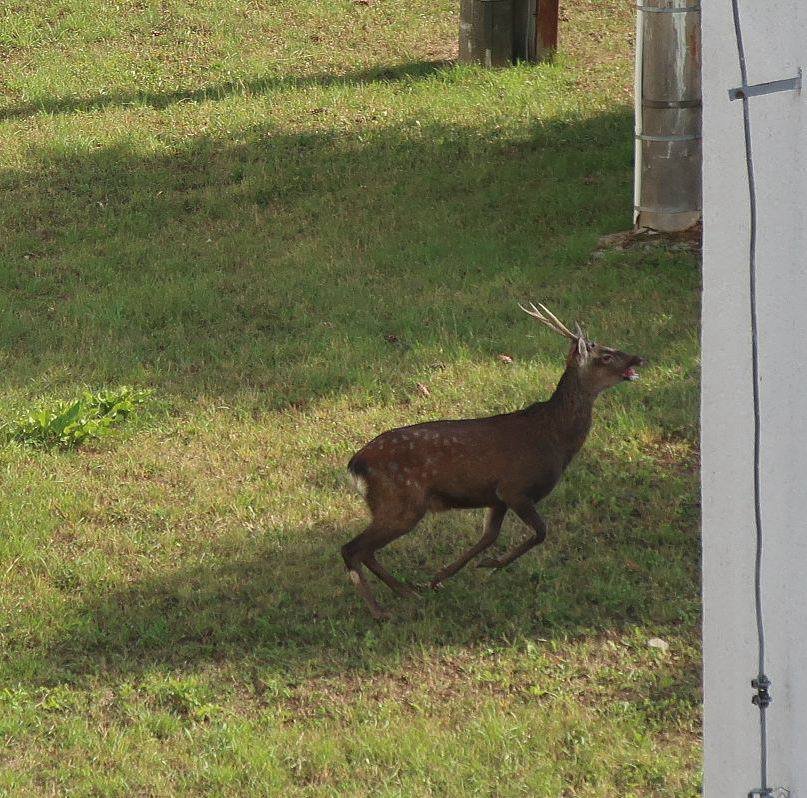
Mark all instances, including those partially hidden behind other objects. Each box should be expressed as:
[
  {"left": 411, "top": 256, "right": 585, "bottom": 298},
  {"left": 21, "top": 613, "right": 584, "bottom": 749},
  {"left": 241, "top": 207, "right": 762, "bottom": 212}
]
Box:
[{"left": 347, "top": 454, "right": 370, "bottom": 498}]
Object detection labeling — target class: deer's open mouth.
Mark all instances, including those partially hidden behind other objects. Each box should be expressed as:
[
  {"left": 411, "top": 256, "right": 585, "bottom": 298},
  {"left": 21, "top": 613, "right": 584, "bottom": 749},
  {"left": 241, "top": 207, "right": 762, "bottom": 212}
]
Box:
[{"left": 622, "top": 357, "right": 646, "bottom": 381}]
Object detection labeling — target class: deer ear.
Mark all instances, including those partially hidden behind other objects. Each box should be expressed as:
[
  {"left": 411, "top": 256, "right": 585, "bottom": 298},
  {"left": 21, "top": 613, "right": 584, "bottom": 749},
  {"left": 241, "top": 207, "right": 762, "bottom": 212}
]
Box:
[{"left": 568, "top": 336, "right": 588, "bottom": 365}]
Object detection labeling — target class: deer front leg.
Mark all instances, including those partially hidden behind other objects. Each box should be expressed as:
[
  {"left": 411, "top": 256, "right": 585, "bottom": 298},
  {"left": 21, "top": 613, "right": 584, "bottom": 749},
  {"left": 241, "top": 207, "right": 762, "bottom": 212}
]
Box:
[
  {"left": 430, "top": 503, "right": 507, "bottom": 588},
  {"left": 477, "top": 497, "right": 546, "bottom": 570}
]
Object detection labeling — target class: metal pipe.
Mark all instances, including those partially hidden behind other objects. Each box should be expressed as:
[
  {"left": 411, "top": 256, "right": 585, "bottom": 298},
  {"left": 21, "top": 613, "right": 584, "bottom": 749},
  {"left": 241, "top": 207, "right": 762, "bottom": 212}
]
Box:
[{"left": 634, "top": 0, "right": 702, "bottom": 232}]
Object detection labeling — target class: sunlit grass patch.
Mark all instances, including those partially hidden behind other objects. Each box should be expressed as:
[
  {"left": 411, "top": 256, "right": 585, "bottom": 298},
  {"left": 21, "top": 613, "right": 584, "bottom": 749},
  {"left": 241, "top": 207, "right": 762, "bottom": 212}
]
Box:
[{"left": 0, "top": 0, "right": 701, "bottom": 794}]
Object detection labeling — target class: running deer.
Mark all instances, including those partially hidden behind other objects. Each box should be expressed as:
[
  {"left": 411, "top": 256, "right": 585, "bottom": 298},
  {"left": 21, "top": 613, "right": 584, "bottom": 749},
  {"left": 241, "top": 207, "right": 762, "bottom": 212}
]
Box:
[{"left": 343, "top": 302, "right": 646, "bottom": 619}]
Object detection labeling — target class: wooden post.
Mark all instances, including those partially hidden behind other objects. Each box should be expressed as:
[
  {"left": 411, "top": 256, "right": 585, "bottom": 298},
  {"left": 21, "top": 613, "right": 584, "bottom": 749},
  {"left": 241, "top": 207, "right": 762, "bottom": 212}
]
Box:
[{"left": 459, "top": 0, "right": 514, "bottom": 67}]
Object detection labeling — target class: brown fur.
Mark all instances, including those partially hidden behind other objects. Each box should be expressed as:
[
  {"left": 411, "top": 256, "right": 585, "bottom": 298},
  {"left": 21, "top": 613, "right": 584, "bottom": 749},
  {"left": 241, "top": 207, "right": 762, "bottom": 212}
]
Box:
[{"left": 342, "top": 335, "right": 645, "bottom": 619}]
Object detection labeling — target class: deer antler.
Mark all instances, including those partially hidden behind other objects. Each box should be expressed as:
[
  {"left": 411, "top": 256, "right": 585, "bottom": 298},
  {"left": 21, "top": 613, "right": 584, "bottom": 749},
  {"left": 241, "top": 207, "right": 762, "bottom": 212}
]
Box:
[{"left": 518, "top": 301, "right": 578, "bottom": 340}]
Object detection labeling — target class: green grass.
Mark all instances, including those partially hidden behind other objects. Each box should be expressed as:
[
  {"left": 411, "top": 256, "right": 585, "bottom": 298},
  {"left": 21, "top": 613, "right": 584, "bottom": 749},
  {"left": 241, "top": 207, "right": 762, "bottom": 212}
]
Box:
[
  {"left": 0, "top": 1, "right": 700, "bottom": 794},
  {"left": 5, "top": 386, "right": 151, "bottom": 449}
]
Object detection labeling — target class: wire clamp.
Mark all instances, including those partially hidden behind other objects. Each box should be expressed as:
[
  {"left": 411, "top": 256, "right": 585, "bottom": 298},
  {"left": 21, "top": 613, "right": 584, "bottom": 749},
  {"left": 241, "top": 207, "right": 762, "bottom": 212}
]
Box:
[
  {"left": 729, "top": 69, "right": 802, "bottom": 101},
  {"left": 752, "top": 675, "right": 772, "bottom": 709},
  {"left": 748, "top": 789, "right": 790, "bottom": 798}
]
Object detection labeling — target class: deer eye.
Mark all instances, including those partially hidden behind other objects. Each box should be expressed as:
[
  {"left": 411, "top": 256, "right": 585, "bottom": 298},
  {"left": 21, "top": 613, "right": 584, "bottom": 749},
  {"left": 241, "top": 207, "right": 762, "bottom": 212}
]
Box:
[{"left": 600, "top": 353, "right": 613, "bottom": 364}]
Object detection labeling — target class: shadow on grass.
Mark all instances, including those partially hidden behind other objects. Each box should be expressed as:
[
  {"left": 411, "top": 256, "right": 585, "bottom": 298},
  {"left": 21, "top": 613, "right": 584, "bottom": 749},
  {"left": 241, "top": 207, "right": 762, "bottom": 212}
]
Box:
[
  {"left": 36, "top": 449, "right": 699, "bottom": 682},
  {"left": 0, "top": 103, "right": 695, "bottom": 408},
  {"left": 0, "top": 60, "right": 452, "bottom": 121},
  {"left": 0, "top": 92, "right": 701, "bottom": 681}
]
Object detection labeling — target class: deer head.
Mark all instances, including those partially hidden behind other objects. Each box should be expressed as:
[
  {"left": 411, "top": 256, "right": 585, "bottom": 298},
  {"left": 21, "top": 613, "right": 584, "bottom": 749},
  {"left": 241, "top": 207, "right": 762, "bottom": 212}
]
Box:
[{"left": 519, "top": 301, "right": 646, "bottom": 395}]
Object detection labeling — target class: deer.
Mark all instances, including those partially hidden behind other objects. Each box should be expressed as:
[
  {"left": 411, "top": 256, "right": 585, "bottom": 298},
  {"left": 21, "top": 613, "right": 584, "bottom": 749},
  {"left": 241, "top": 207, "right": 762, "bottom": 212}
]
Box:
[{"left": 342, "top": 302, "right": 646, "bottom": 619}]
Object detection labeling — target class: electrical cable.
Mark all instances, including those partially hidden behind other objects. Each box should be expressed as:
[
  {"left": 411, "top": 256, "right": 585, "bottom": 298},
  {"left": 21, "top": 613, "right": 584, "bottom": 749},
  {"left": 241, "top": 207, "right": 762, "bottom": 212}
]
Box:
[{"left": 729, "top": 1, "right": 772, "bottom": 795}]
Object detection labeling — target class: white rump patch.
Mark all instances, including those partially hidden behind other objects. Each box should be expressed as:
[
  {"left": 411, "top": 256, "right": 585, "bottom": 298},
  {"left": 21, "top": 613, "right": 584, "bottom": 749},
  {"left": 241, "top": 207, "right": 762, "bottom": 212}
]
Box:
[{"left": 350, "top": 472, "right": 369, "bottom": 498}]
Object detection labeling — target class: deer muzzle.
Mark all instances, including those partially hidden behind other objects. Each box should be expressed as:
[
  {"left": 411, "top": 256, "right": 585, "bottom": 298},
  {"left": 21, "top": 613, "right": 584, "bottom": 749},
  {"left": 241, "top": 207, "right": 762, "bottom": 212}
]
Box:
[{"left": 623, "top": 356, "right": 647, "bottom": 381}]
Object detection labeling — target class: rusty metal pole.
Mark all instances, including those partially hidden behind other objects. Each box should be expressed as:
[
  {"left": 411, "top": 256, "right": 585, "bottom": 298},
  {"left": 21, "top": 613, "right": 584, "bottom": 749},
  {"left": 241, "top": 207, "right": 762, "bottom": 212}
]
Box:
[
  {"left": 513, "top": 0, "right": 559, "bottom": 62},
  {"left": 634, "top": 0, "right": 702, "bottom": 232},
  {"left": 535, "top": 0, "right": 559, "bottom": 59}
]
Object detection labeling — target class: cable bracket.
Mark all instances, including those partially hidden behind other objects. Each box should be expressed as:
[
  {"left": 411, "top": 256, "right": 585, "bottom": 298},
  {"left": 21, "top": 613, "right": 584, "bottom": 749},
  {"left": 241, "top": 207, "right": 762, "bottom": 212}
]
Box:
[
  {"left": 729, "top": 69, "right": 802, "bottom": 101},
  {"left": 748, "top": 676, "right": 788, "bottom": 798},
  {"left": 752, "top": 675, "right": 772, "bottom": 709}
]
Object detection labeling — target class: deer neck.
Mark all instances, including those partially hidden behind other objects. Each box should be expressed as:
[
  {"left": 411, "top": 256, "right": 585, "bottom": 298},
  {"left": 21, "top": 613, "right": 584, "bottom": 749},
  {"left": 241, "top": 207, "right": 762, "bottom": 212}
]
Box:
[{"left": 545, "top": 368, "right": 596, "bottom": 454}]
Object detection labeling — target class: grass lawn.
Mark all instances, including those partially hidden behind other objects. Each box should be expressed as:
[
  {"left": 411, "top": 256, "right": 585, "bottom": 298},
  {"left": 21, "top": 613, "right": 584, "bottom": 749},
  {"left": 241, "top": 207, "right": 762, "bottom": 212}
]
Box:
[{"left": 0, "top": 1, "right": 701, "bottom": 794}]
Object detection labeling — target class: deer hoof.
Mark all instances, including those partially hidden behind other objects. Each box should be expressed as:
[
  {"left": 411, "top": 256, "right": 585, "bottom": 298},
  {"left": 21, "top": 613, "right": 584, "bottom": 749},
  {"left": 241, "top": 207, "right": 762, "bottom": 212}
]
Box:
[{"left": 429, "top": 578, "right": 444, "bottom": 591}]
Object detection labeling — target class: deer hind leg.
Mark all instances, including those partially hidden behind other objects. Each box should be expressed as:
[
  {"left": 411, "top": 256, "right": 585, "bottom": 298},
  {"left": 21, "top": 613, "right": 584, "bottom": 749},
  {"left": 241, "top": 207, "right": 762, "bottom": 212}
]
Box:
[
  {"left": 430, "top": 503, "right": 507, "bottom": 589},
  {"left": 341, "top": 509, "right": 424, "bottom": 619},
  {"left": 477, "top": 497, "right": 546, "bottom": 570},
  {"left": 342, "top": 530, "right": 389, "bottom": 620},
  {"left": 364, "top": 554, "right": 420, "bottom": 599}
]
